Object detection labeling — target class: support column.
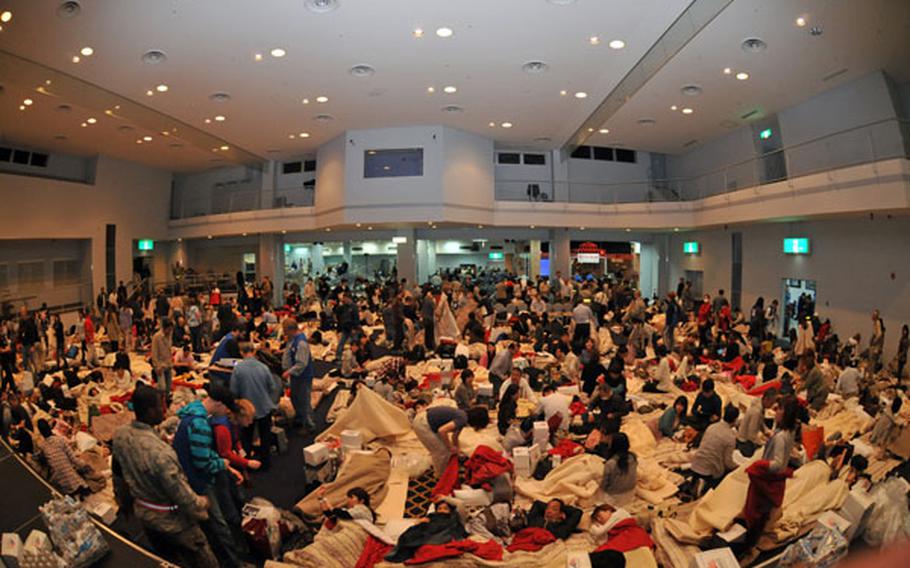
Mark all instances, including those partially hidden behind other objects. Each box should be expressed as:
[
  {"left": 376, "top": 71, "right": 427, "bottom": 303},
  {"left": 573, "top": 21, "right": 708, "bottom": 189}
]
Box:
[
  {"left": 90, "top": 229, "right": 106, "bottom": 302},
  {"left": 529, "top": 240, "right": 541, "bottom": 279},
  {"left": 343, "top": 241, "right": 352, "bottom": 266},
  {"left": 395, "top": 229, "right": 417, "bottom": 287},
  {"left": 311, "top": 243, "right": 325, "bottom": 275},
  {"left": 260, "top": 161, "right": 276, "bottom": 210},
  {"left": 549, "top": 229, "right": 571, "bottom": 279},
  {"left": 258, "top": 233, "right": 283, "bottom": 305}
]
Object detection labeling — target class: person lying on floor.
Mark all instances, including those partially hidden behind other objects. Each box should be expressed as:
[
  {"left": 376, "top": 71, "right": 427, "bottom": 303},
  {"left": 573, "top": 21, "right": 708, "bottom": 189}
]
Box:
[
  {"left": 384, "top": 498, "right": 467, "bottom": 563},
  {"left": 315, "top": 485, "right": 375, "bottom": 525},
  {"left": 588, "top": 503, "right": 633, "bottom": 546},
  {"left": 524, "top": 498, "right": 582, "bottom": 540}
]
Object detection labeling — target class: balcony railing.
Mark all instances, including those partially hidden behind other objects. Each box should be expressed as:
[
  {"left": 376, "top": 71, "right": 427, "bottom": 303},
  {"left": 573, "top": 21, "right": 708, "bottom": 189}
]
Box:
[{"left": 496, "top": 118, "right": 909, "bottom": 204}]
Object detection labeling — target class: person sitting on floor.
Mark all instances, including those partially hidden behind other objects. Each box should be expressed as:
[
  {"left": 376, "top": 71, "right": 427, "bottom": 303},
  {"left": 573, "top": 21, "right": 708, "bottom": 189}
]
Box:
[
  {"left": 690, "top": 378, "right": 722, "bottom": 432},
  {"left": 453, "top": 369, "right": 476, "bottom": 410},
  {"left": 503, "top": 417, "right": 534, "bottom": 453},
  {"left": 870, "top": 396, "right": 902, "bottom": 447},
  {"left": 654, "top": 395, "right": 688, "bottom": 439},
  {"left": 36, "top": 418, "right": 92, "bottom": 498},
  {"left": 737, "top": 388, "right": 777, "bottom": 457},
  {"left": 601, "top": 432, "right": 638, "bottom": 507},
  {"left": 689, "top": 404, "right": 739, "bottom": 496},
  {"left": 526, "top": 498, "right": 582, "bottom": 540},
  {"left": 315, "top": 485, "right": 375, "bottom": 525}
]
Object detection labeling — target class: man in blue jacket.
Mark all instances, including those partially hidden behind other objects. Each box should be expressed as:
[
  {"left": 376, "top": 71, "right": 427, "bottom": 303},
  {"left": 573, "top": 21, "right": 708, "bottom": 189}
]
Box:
[
  {"left": 173, "top": 386, "right": 244, "bottom": 567},
  {"left": 281, "top": 318, "right": 316, "bottom": 432},
  {"left": 209, "top": 323, "right": 243, "bottom": 388},
  {"left": 231, "top": 342, "right": 278, "bottom": 468}
]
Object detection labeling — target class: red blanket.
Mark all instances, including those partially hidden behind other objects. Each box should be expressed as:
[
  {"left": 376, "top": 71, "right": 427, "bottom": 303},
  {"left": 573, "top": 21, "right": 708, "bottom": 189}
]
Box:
[
  {"left": 734, "top": 374, "right": 757, "bottom": 391},
  {"left": 464, "top": 445, "right": 513, "bottom": 490},
  {"left": 593, "top": 518, "right": 653, "bottom": 553},
  {"left": 355, "top": 535, "right": 393, "bottom": 568},
  {"left": 432, "top": 454, "right": 461, "bottom": 497},
  {"left": 405, "top": 539, "right": 503, "bottom": 564},
  {"left": 570, "top": 401, "right": 587, "bottom": 416},
  {"left": 548, "top": 438, "right": 584, "bottom": 459},
  {"left": 506, "top": 527, "right": 557, "bottom": 552},
  {"left": 742, "top": 460, "right": 793, "bottom": 533},
  {"left": 723, "top": 356, "right": 745, "bottom": 374}
]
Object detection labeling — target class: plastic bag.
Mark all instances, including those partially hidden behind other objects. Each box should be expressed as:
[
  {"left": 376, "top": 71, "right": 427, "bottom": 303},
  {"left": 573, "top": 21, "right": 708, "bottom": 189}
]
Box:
[
  {"left": 779, "top": 525, "right": 847, "bottom": 568},
  {"left": 390, "top": 453, "right": 432, "bottom": 478},
  {"left": 39, "top": 496, "right": 109, "bottom": 568},
  {"left": 863, "top": 476, "right": 910, "bottom": 548}
]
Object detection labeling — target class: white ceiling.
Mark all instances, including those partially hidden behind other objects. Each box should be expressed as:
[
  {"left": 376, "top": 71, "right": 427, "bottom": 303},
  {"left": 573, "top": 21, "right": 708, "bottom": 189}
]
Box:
[
  {"left": 0, "top": 0, "right": 907, "bottom": 172},
  {"left": 595, "top": 0, "right": 910, "bottom": 154},
  {"left": 0, "top": 0, "right": 688, "bottom": 170}
]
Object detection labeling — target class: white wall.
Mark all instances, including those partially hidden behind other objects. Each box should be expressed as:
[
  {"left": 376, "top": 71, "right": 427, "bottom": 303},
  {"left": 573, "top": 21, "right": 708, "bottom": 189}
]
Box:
[
  {"left": 666, "top": 216, "right": 910, "bottom": 360},
  {"left": 0, "top": 239, "right": 92, "bottom": 309},
  {"left": 314, "top": 134, "right": 346, "bottom": 224},
  {"left": 0, "top": 155, "right": 172, "bottom": 297},
  {"left": 440, "top": 127, "right": 495, "bottom": 224},
  {"left": 0, "top": 147, "right": 95, "bottom": 184},
  {"left": 567, "top": 151, "right": 653, "bottom": 203},
  {"left": 185, "top": 236, "right": 257, "bottom": 277},
  {"left": 172, "top": 165, "right": 263, "bottom": 218},
  {"left": 667, "top": 127, "right": 757, "bottom": 199}
]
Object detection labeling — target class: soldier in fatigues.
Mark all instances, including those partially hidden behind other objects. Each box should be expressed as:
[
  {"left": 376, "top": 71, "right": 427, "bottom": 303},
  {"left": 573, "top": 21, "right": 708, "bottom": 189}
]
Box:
[{"left": 112, "top": 385, "right": 218, "bottom": 568}]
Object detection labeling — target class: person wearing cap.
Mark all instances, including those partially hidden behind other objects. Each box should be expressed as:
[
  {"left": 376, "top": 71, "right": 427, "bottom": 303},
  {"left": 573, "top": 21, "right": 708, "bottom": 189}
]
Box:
[{"left": 173, "top": 385, "right": 245, "bottom": 567}]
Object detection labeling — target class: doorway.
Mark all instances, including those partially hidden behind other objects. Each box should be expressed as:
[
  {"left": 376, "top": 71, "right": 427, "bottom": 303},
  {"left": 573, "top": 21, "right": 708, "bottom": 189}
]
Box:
[
  {"left": 782, "top": 278, "right": 816, "bottom": 337},
  {"left": 684, "top": 270, "right": 704, "bottom": 297}
]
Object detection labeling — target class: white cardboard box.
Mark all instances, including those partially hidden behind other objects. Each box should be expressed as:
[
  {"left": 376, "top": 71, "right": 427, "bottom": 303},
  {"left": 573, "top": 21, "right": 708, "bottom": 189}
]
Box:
[
  {"left": 690, "top": 547, "right": 738, "bottom": 568},
  {"left": 816, "top": 511, "right": 852, "bottom": 536},
  {"left": 23, "top": 531, "right": 51, "bottom": 555},
  {"left": 513, "top": 444, "right": 541, "bottom": 477},
  {"left": 341, "top": 429, "right": 363, "bottom": 450},
  {"left": 2, "top": 532, "right": 23, "bottom": 568},
  {"left": 303, "top": 442, "right": 329, "bottom": 466},
  {"left": 533, "top": 421, "right": 549, "bottom": 442},
  {"left": 477, "top": 383, "right": 494, "bottom": 398},
  {"left": 88, "top": 501, "right": 116, "bottom": 525},
  {"left": 837, "top": 488, "right": 874, "bottom": 541}
]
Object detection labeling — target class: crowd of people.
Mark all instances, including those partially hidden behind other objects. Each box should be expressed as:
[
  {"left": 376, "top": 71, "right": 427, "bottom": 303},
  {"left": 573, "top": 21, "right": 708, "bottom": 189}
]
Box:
[{"left": 1, "top": 264, "right": 908, "bottom": 567}]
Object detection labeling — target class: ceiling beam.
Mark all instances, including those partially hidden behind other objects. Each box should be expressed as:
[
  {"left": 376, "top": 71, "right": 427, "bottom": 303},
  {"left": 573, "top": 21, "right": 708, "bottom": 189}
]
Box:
[{"left": 561, "top": 0, "right": 735, "bottom": 159}]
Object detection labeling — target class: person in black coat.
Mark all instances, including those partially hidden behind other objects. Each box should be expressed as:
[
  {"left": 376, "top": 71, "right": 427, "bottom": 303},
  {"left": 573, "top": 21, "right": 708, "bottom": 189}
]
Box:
[
  {"left": 385, "top": 500, "right": 467, "bottom": 563},
  {"left": 526, "top": 499, "right": 582, "bottom": 540}
]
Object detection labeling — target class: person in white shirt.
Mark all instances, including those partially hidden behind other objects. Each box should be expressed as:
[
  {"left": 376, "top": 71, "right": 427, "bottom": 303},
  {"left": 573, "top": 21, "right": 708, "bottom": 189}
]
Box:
[
  {"left": 535, "top": 385, "right": 571, "bottom": 431},
  {"left": 556, "top": 347, "right": 580, "bottom": 382},
  {"left": 571, "top": 300, "right": 596, "bottom": 345},
  {"left": 498, "top": 368, "right": 536, "bottom": 404},
  {"left": 835, "top": 362, "right": 861, "bottom": 397}
]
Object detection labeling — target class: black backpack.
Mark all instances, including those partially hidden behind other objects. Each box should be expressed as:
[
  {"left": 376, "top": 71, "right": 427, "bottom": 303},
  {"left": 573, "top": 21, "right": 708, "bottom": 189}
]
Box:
[{"left": 453, "top": 354, "right": 468, "bottom": 370}]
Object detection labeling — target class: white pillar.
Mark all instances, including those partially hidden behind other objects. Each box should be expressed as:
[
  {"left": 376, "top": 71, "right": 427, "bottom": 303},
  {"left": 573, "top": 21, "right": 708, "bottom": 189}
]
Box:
[
  {"left": 530, "top": 240, "right": 541, "bottom": 279},
  {"left": 311, "top": 243, "right": 325, "bottom": 275},
  {"left": 396, "top": 229, "right": 418, "bottom": 286},
  {"left": 260, "top": 161, "right": 276, "bottom": 210},
  {"left": 549, "top": 229, "right": 571, "bottom": 278}
]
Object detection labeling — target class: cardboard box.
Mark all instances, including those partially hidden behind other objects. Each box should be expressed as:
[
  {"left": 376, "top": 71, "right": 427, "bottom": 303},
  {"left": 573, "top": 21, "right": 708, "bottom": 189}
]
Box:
[
  {"left": 513, "top": 444, "right": 541, "bottom": 478},
  {"left": 477, "top": 383, "right": 494, "bottom": 398},
  {"left": 341, "top": 429, "right": 363, "bottom": 450},
  {"left": 816, "top": 511, "right": 852, "bottom": 536},
  {"left": 557, "top": 385, "right": 579, "bottom": 396},
  {"left": 23, "top": 531, "right": 51, "bottom": 555},
  {"left": 837, "top": 488, "right": 874, "bottom": 541},
  {"left": 690, "top": 547, "right": 738, "bottom": 568},
  {"left": 303, "top": 442, "right": 329, "bottom": 466},
  {"left": 87, "top": 501, "right": 116, "bottom": 525},
  {"left": 2, "top": 532, "right": 23, "bottom": 568}
]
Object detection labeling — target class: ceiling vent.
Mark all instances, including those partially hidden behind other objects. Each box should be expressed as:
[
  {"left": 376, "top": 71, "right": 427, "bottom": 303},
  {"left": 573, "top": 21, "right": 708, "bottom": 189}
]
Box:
[
  {"left": 209, "top": 91, "right": 231, "bottom": 102},
  {"left": 637, "top": 118, "right": 656, "bottom": 126},
  {"left": 810, "top": 26, "right": 823, "bottom": 36},
  {"left": 55, "top": 104, "right": 72, "bottom": 112},
  {"left": 141, "top": 50, "right": 167, "bottom": 64},
  {"left": 533, "top": 137, "right": 552, "bottom": 143},
  {"left": 822, "top": 68, "right": 848, "bottom": 82},
  {"left": 57, "top": 1, "right": 81, "bottom": 19},
  {"left": 305, "top": 0, "right": 339, "bottom": 14},
  {"left": 117, "top": 125, "right": 134, "bottom": 132},
  {"left": 741, "top": 37, "right": 767, "bottom": 53},
  {"left": 169, "top": 143, "right": 184, "bottom": 149},
  {"left": 522, "top": 61, "right": 549, "bottom": 74},
  {"left": 349, "top": 64, "right": 375, "bottom": 78},
  {"left": 740, "top": 109, "right": 759, "bottom": 120},
  {"left": 313, "top": 114, "right": 334, "bottom": 123},
  {"left": 681, "top": 84, "right": 702, "bottom": 96},
  {"left": 441, "top": 105, "right": 464, "bottom": 113}
]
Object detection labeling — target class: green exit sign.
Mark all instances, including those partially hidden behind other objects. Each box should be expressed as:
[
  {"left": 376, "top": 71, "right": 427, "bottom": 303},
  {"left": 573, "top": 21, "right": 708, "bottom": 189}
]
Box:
[
  {"left": 759, "top": 128, "right": 773, "bottom": 140},
  {"left": 488, "top": 251, "right": 504, "bottom": 261},
  {"left": 783, "top": 238, "right": 810, "bottom": 254},
  {"left": 137, "top": 239, "right": 154, "bottom": 251},
  {"left": 683, "top": 241, "right": 699, "bottom": 254}
]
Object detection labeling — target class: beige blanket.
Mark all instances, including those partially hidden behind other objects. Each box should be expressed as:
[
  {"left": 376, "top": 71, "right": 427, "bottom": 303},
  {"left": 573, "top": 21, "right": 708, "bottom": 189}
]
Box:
[
  {"left": 295, "top": 448, "right": 392, "bottom": 521},
  {"left": 318, "top": 387, "right": 411, "bottom": 443},
  {"left": 515, "top": 453, "right": 606, "bottom": 508}
]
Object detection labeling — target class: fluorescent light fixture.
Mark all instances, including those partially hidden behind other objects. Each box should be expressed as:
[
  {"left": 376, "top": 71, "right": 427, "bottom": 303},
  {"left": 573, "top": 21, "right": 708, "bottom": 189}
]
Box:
[{"left": 392, "top": 236, "right": 408, "bottom": 244}]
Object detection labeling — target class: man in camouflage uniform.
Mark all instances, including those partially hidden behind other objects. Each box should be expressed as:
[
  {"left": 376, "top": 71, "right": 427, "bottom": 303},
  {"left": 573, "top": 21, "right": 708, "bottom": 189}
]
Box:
[{"left": 112, "top": 384, "right": 217, "bottom": 568}]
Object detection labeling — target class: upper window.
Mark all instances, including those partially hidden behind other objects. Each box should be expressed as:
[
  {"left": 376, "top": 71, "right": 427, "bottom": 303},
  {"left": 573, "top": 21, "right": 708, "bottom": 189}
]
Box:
[
  {"left": 497, "top": 152, "right": 521, "bottom": 165},
  {"left": 282, "top": 161, "right": 303, "bottom": 174},
  {"left": 523, "top": 153, "right": 546, "bottom": 165},
  {"left": 570, "top": 145, "right": 592, "bottom": 159},
  {"left": 615, "top": 149, "right": 637, "bottom": 163},
  {"left": 593, "top": 147, "right": 614, "bottom": 161},
  {"left": 364, "top": 148, "right": 424, "bottom": 178},
  {"left": 303, "top": 159, "right": 317, "bottom": 172}
]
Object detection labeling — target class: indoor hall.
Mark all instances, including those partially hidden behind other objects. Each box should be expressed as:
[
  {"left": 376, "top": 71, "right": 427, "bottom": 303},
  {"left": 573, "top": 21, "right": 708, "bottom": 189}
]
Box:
[{"left": 1, "top": 1, "right": 910, "bottom": 567}]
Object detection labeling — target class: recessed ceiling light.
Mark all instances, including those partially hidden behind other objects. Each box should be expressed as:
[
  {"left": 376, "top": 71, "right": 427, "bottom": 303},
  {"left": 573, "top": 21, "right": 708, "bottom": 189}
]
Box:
[
  {"left": 443, "top": 85, "right": 457, "bottom": 94},
  {"left": 142, "top": 49, "right": 167, "bottom": 64},
  {"left": 625, "top": 228, "right": 631, "bottom": 232},
  {"left": 299, "top": 132, "right": 310, "bottom": 138},
  {"left": 209, "top": 92, "right": 231, "bottom": 103},
  {"left": 435, "top": 27, "right": 453, "bottom": 38},
  {"left": 368, "top": 226, "right": 373, "bottom": 230},
  {"left": 71, "top": 56, "right": 80, "bottom": 63},
  {"left": 314, "top": 114, "right": 334, "bottom": 122},
  {"left": 135, "top": 139, "right": 143, "bottom": 144},
  {"left": 315, "top": 95, "right": 328, "bottom": 103},
  {"left": 288, "top": 134, "right": 296, "bottom": 139},
  {"left": 80, "top": 46, "right": 93, "bottom": 56},
  {"left": 599, "top": 128, "right": 609, "bottom": 134},
  {"left": 156, "top": 84, "right": 168, "bottom": 92},
  {"left": 143, "top": 136, "right": 152, "bottom": 141},
  {"left": 413, "top": 28, "right": 424, "bottom": 38},
  {"left": 57, "top": 1, "right": 81, "bottom": 19},
  {"left": 146, "top": 90, "right": 154, "bottom": 96},
  {"left": 673, "top": 227, "right": 680, "bottom": 232},
  {"left": 723, "top": 67, "right": 732, "bottom": 75},
  {"left": 574, "top": 91, "right": 588, "bottom": 99},
  {"left": 80, "top": 122, "right": 87, "bottom": 126},
  {"left": 547, "top": 0, "right": 578, "bottom": 5},
  {"left": 587, "top": 128, "right": 594, "bottom": 132},
  {"left": 305, "top": 0, "right": 339, "bottom": 13},
  {"left": 522, "top": 60, "right": 548, "bottom": 74},
  {"left": 559, "top": 90, "right": 567, "bottom": 96},
  {"left": 637, "top": 118, "right": 656, "bottom": 126},
  {"left": 488, "top": 122, "right": 495, "bottom": 127},
  {"left": 427, "top": 87, "right": 435, "bottom": 93},
  {"left": 670, "top": 105, "right": 678, "bottom": 110},
  {"left": 681, "top": 84, "right": 702, "bottom": 96},
  {"left": 302, "top": 98, "right": 310, "bottom": 104},
  {"left": 736, "top": 72, "right": 749, "bottom": 81},
  {"left": 382, "top": 166, "right": 391, "bottom": 171},
  {"left": 741, "top": 37, "right": 767, "bottom": 53},
  {"left": 350, "top": 64, "right": 375, "bottom": 78},
  {"left": 609, "top": 39, "right": 625, "bottom": 49},
  {"left": 214, "top": 115, "right": 226, "bottom": 122},
  {"left": 23, "top": 98, "right": 33, "bottom": 106},
  {"left": 254, "top": 53, "right": 263, "bottom": 61},
  {"left": 207, "top": 235, "right": 213, "bottom": 240},
  {"left": 795, "top": 16, "right": 807, "bottom": 27},
  {"left": 1, "top": 11, "right": 12, "bottom": 23},
  {"left": 19, "top": 105, "right": 25, "bottom": 111},
  {"left": 86, "top": 117, "right": 97, "bottom": 124},
  {"left": 220, "top": 145, "right": 229, "bottom": 151},
  {"left": 501, "top": 122, "right": 513, "bottom": 128},
  {"left": 204, "top": 118, "right": 212, "bottom": 124},
  {"left": 242, "top": 232, "right": 248, "bottom": 237},
  {"left": 530, "top": 225, "right": 535, "bottom": 229},
  {"left": 270, "top": 47, "right": 286, "bottom": 58},
  {"left": 589, "top": 36, "right": 600, "bottom": 45},
  {"left": 681, "top": 107, "right": 694, "bottom": 114},
  {"left": 580, "top": 226, "right": 585, "bottom": 230}
]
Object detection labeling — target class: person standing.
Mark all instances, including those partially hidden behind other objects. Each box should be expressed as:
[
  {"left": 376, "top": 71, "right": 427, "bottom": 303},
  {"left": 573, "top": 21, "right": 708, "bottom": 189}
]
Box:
[
  {"left": 413, "top": 405, "right": 468, "bottom": 477},
  {"left": 230, "top": 343, "right": 278, "bottom": 469},
  {"left": 334, "top": 292, "right": 359, "bottom": 360},
  {"left": 281, "top": 318, "right": 316, "bottom": 432},
  {"left": 488, "top": 342, "right": 517, "bottom": 400},
  {"left": 895, "top": 324, "right": 908, "bottom": 381},
  {"left": 421, "top": 290, "right": 436, "bottom": 351},
  {"left": 664, "top": 292, "right": 683, "bottom": 348},
  {"left": 869, "top": 309, "right": 885, "bottom": 372},
  {"left": 186, "top": 298, "right": 203, "bottom": 354},
  {"left": 82, "top": 308, "right": 99, "bottom": 367},
  {"left": 112, "top": 385, "right": 217, "bottom": 568},
  {"left": 51, "top": 314, "right": 66, "bottom": 368},
  {"left": 0, "top": 321, "right": 18, "bottom": 392},
  {"left": 18, "top": 307, "right": 40, "bottom": 374},
  {"left": 571, "top": 299, "right": 596, "bottom": 347},
  {"left": 151, "top": 319, "right": 174, "bottom": 398},
  {"left": 172, "top": 386, "right": 245, "bottom": 568}
]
